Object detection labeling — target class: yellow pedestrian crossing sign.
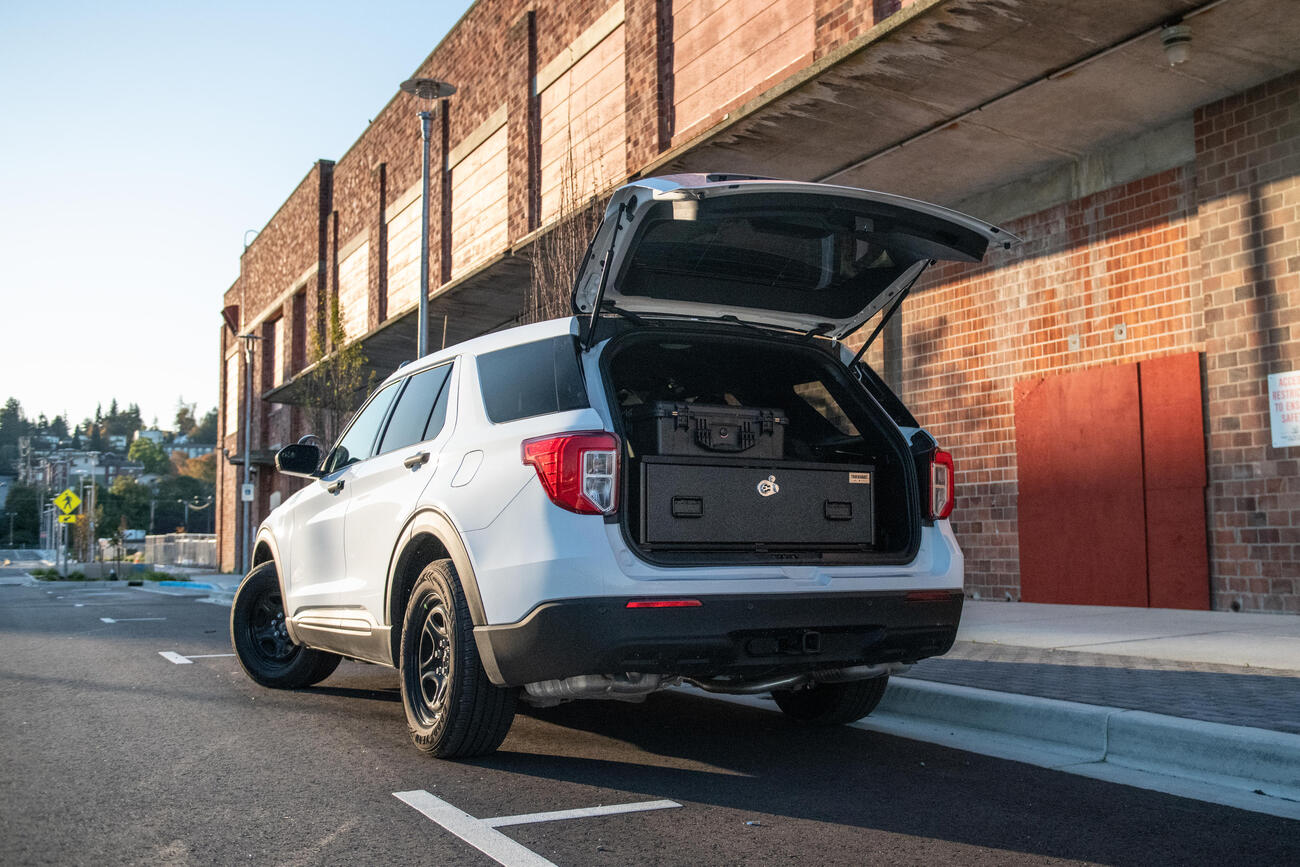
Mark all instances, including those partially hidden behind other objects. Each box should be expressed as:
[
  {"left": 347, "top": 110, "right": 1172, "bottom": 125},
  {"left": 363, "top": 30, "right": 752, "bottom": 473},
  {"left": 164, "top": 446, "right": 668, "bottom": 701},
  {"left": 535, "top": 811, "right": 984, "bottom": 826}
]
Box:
[
  {"left": 58, "top": 514, "right": 77, "bottom": 524},
  {"left": 55, "top": 489, "right": 81, "bottom": 514}
]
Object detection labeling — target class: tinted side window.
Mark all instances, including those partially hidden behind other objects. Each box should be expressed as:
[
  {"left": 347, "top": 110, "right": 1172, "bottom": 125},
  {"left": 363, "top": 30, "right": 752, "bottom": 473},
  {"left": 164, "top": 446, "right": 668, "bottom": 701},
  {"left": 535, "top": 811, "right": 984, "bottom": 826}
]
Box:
[
  {"left": 478, "top": 336, "right": 589, "bottom": 423},
  {"left": 324, "top": 382, "right": 399, "bottom": 473},
  {"left": 378, "top": 364, "right": 453, "bottom": 454}
]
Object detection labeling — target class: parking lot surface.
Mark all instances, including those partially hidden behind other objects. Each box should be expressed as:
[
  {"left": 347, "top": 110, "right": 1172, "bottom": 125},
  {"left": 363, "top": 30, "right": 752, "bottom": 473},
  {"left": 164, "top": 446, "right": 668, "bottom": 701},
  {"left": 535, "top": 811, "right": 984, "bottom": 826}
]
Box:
[{"left": 2, "top": 582, "right": 1297, "bottom": 866}]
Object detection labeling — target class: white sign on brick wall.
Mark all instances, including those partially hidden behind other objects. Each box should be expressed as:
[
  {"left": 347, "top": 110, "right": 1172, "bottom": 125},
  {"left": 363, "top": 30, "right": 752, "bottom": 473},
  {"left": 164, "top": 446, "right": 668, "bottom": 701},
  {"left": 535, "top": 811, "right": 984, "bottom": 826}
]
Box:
[{"left": 1268, "top": 370, "right": 1300, "bottom": 448}]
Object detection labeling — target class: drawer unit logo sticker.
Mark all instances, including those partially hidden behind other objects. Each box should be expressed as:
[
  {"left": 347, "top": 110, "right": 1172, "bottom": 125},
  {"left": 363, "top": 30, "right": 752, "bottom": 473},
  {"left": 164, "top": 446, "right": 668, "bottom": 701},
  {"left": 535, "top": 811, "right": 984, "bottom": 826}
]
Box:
[{"left": 757, "top": 475, "right": 780, "bottom": 497}]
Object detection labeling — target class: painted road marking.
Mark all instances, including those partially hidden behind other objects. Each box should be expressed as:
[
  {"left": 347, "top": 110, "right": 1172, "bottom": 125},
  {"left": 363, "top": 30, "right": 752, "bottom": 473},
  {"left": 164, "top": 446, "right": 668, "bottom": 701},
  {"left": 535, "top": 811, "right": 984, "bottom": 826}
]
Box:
[
  {"left": 157, "top": 651, "right": 235, "bottom": 664},
  {"left": 100, "top": 617, "right": 167, "bottom": 623},
  {"left": 395, "top": 791, "right": 682, "bottom": 866},
  {"left": 483, "top": 799, "right": 681, "bottom": 828},
  {"left": 394, "top": 791, "right": 557, "bottom": 867}
]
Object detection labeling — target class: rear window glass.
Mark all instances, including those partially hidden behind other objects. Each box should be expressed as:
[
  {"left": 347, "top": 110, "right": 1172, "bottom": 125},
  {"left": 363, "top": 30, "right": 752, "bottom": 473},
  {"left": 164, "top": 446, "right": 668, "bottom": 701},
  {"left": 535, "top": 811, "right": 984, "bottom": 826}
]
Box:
[
  {"left": 793, "top": 381, "right": 859, "bottom": 437},
  {"left": 477, "top": 336, "right": 589, "bottom": 423},
  {"left": 619, "top": 196, "right": 925, "bottom": 319}
]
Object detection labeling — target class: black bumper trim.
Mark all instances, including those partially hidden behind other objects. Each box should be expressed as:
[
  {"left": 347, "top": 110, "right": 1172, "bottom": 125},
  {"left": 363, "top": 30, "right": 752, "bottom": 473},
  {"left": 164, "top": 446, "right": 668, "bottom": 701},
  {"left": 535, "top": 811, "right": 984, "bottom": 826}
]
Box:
[{"left": 473, "top": 591, "right": 962, "bottom": 686}]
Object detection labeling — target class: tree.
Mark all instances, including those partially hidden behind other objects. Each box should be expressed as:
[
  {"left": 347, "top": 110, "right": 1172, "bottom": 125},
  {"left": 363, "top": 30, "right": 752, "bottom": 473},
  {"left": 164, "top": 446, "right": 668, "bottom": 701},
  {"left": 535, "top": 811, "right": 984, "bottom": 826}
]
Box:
[
  {"left": 525, "top": 154, "right": 603, "bottom": 325},
  {"left": 128, "top": 438, "right": 170, "bottom": 475},
  {"left": 0, "top": 397, "right": 28, "bottom": 448},
  {"left": 299, "top": 293, "right": 372, "bottom": 445},
  {"left": 103, "top": 477, "right": 149, "bottom": 533},
  {"left": 3, "top": 483, "right": 42, "bottom": 546},
  {"left": 190, "top": 409, "right": 217, "bottom": 443},
  {"left": 175, "top": 401, "right": 197, "bottom": 437},
  {"left": 180, "top": 452, "right": 216, "bottom": 486}
]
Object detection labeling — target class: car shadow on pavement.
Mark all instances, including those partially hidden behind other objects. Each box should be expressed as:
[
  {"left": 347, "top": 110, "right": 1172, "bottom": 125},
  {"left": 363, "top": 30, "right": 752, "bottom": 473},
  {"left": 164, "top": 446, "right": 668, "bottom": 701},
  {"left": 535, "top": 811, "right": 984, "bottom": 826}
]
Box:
[
  {"left": 473, "top": 689, "right": 1300, "bottom": 866},
  {"left": 303, "top": 683, "right": 401, "bottom": 704}
]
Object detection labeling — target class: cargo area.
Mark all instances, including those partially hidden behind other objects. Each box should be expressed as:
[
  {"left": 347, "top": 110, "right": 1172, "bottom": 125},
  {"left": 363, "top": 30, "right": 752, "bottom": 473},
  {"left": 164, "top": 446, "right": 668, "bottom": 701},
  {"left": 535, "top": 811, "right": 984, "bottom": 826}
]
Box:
[{"left": 602, "top": 330, "right": 920, "bottom": 565}]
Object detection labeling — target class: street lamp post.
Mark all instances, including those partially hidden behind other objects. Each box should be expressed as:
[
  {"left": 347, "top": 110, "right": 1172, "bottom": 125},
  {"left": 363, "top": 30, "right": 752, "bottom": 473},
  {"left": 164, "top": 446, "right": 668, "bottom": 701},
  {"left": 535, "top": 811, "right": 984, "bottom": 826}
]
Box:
[
  {"left": 237, "top": 332, "right": 263, "bottom": 575},
  {"left": 398, "top": 77, "right": 456, "bottom": 358}
]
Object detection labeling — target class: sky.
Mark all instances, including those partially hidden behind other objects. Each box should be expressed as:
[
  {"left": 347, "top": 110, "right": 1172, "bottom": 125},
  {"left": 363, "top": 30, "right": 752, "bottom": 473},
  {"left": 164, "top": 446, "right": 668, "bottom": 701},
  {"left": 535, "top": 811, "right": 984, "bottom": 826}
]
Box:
[{"left": 0, "top": 0, "right": 473, "bottom": 431}]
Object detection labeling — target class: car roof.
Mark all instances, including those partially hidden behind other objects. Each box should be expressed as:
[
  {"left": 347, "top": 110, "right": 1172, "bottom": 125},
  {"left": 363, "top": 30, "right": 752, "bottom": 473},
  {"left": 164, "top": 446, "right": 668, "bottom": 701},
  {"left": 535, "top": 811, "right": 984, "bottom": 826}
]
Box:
[{"left": 374, "top": 316, "right": 580, "bottom": 388}]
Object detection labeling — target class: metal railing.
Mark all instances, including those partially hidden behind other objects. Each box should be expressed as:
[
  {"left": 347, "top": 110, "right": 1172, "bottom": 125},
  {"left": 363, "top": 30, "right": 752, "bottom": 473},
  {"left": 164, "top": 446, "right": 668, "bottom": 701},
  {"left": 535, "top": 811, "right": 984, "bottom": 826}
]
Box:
[{"left": 142, "top": 534, "right": 218, "bottom": 568}]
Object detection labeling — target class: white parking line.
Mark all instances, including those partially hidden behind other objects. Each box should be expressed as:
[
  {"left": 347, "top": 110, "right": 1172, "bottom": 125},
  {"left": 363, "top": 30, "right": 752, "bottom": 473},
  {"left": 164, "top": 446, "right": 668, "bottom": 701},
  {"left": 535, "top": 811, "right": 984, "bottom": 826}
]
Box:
[
  {"left": 394, "top": 790, "right": 681, "bottom": 866},
  {"left": 484, "top": 799, "right": 681, "bottom": 828},
  {"left": 100, "top": 617, "right": 167, "bottom": 623},
  {"left": 394, "top": 790, "right": 556, "bottom": 867},
  {"left": 186, "top": 653, "right": 235, "bottom": 659},
  {"left": 158, "top": 651, "right": 192, "bottom": 665}
]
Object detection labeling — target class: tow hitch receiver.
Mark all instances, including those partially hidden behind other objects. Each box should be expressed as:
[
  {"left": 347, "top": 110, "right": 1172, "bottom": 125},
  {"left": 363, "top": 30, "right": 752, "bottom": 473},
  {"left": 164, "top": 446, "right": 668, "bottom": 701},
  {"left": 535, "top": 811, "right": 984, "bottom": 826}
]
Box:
[{"left": 744, "top": 630, "right": 824, "bottom": 657}]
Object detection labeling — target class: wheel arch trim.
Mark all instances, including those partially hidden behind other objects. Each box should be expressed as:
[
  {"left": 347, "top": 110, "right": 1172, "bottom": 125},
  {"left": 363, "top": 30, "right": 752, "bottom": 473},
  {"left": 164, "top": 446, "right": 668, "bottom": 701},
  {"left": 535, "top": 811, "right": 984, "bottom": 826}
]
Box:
[
  {"left": 250, "top": 530, "right": 299, "bottom": 644},
  {"left": 384, "top": 508, "right": 488, "bottom": 630}
]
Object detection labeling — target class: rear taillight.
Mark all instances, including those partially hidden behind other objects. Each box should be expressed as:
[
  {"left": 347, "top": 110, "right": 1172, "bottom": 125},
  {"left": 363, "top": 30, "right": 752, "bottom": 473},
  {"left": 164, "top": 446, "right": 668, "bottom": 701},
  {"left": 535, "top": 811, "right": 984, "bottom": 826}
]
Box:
[
  {"left": 929, "top": 449, "right": 955, "bottom": 520},
  {"left": 521, "top": 431, "right": 620, "bottom": 515}
]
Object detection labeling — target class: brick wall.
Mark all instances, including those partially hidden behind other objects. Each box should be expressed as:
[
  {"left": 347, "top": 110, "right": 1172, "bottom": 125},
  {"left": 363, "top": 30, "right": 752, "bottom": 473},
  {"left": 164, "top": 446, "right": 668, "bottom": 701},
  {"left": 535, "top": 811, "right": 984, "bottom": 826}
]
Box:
[
  {"left": 217, "top": 0, "right": 1299, "bottom": 611},
  {"left": 1196, "top": 72, "right": 1300, "bottom": 613},
  {"left": 893, "top": 72, "right": 1300, "bottom": 612},
  {"left": 900, "top": 167, "right": 1200, "bottom": 602}
]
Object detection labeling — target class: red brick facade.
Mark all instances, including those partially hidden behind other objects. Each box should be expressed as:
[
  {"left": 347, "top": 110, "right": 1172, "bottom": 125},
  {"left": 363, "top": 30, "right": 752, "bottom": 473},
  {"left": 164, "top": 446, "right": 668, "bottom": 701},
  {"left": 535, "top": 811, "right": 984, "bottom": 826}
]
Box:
[
  {"left": 893, "top": 72, "right": 1300, "bottom": 613},
  {"left": 218, "top": 1, "right": 1298, "bottom": 614}
]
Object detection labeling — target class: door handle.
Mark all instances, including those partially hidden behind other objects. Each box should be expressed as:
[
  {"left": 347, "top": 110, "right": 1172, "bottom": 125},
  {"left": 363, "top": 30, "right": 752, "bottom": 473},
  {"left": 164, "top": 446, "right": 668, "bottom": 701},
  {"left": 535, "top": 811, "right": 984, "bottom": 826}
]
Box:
[
  {"left": 403, "top": 451, "right": 431, "bottom": 469},
  {"left": 326, "top": 478, "right": 345, "bottom": 494}
]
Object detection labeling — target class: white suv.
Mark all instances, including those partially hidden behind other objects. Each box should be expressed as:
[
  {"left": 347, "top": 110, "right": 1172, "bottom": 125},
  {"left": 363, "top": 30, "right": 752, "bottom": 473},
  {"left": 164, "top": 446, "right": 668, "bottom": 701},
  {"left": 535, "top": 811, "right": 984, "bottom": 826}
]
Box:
[{"left": 231, "top": 174, "right": 1010, "bottom": 757}]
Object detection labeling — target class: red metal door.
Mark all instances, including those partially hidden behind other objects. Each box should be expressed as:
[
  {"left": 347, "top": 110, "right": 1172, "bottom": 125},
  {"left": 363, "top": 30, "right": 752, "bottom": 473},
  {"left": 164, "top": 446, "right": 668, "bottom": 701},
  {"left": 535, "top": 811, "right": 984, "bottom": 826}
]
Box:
[
  {"left": 1139, "top": 353, "right": 1210, "bottom": 609},
  {"left": 1015, "top": 363, "right": 1149, "bottom": 605},
  {"left": 1013, "top": 354, "right": 1209, "bottom": 609}
]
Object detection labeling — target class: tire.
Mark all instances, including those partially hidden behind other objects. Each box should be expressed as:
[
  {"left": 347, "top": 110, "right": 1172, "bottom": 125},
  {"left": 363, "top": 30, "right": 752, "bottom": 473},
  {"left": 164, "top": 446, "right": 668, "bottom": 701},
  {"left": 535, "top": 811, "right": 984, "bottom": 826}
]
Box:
[
  {"left": 772, "top": 675, "right": 890, "bottom": 725},
  {"left": 230, "top": 562, "right": 341, "bottom": 689},
  {"left": 399, "top": 559, "right": 516, "bottom": 757}
]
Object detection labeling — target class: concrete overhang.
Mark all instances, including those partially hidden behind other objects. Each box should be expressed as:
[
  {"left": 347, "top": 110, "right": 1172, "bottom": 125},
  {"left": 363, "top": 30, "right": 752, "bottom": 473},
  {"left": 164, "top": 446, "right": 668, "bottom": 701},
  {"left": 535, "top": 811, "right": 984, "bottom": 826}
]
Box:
[
  {"left": 646, "top": 0, "right": 1300, "bottom": 212},
  {"left": 263, "top": 249, "right": 534, "bottom": 404},
  {"left": 259, "top": 0, "right": 1298, "bottom": 410}
]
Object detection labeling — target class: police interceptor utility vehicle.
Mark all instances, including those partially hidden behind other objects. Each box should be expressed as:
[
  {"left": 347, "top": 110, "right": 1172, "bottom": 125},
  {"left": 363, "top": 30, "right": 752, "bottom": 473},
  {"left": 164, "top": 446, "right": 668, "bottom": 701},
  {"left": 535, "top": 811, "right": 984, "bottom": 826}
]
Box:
[{"left": 231, "top": 174, "right": 1012, "bottom": 757}]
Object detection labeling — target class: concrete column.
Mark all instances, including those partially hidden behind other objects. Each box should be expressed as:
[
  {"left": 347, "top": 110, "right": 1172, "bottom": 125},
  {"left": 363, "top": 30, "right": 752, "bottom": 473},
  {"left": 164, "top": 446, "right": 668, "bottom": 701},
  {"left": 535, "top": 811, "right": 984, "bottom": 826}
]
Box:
[
  {"left": 625, "top": 0, "right": 672, "bottom": 172},
  {"left": 506, "top": 11, "right": 539, "bottom": 240}
]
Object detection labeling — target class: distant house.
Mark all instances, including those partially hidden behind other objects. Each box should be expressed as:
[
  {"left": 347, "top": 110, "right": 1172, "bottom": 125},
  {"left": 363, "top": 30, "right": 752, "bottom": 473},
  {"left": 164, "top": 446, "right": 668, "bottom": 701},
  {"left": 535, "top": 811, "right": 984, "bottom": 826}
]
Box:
[{"left": 28, "top": 450, "right": 145, "bottom": 490}]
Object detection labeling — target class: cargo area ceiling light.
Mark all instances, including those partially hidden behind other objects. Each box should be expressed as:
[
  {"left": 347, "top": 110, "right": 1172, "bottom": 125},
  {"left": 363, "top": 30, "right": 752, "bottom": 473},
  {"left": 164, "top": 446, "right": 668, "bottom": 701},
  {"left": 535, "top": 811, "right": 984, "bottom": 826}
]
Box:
[
  {"left": 399, "top": 77, "right": 457, "bottom": 358},
  {"left": 1161, "top": 22, "right": 1192, "bottom": 66}
]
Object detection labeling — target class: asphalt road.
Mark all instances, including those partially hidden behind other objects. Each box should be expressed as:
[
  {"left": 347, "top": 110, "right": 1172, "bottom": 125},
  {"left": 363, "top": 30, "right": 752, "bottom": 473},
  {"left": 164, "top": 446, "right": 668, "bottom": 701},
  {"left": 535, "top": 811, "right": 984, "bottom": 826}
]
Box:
[{"left": 2, "top": 580, "right": 1297, "bottom": 866}]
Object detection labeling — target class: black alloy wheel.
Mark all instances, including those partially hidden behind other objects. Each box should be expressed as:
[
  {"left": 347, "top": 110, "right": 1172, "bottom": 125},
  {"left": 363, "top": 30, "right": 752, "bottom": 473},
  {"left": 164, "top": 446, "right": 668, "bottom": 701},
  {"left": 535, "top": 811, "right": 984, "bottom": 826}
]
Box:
[
  {"left": 399, "top": 559, "right": 516, "bottom": 757},
  {"left": 230, "top": 562, "right": 340, "bottom": 689}
]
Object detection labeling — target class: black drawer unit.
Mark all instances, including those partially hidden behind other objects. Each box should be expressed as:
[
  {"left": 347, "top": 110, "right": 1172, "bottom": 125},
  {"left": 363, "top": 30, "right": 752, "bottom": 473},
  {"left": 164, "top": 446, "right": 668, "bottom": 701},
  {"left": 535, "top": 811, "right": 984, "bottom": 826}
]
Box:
[
  {"left": 639, "top": 456, "right": 875, "bottom": 549},
  {"left": 624, "top": 402, "right": 787, "bottom": 459}
]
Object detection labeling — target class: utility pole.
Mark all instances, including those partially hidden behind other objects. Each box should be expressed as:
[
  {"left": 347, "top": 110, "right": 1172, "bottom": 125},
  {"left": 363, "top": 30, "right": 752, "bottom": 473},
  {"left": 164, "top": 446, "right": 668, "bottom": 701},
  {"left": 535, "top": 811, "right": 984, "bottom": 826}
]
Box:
[
  {"left": 88, "top": 453, "right": 97, "bottom": 563},
  {"left": 237, "top": 332, "right": 263, "bottom": 575}
]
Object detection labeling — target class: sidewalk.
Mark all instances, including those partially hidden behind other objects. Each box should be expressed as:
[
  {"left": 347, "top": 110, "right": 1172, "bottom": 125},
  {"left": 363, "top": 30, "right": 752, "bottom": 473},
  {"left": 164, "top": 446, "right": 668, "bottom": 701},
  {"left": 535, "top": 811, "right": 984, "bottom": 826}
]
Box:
[
  {"left": 865, "top": 600, "right": 1300, "bottom": 819},
  {"left": 905, "top": 601, "right": 1300, "bottom": 734}
]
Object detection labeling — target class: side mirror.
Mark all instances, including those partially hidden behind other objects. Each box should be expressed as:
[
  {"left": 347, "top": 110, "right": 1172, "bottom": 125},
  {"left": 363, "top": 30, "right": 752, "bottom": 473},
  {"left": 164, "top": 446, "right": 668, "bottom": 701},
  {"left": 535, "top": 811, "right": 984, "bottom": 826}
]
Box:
[{"left": 275, "top": 443, "right": 322, "bottom": 478}]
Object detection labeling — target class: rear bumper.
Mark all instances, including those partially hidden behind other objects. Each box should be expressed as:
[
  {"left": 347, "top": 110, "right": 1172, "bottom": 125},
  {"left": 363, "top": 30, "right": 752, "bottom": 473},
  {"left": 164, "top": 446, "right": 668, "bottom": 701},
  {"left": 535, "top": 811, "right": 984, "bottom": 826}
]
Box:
[{"left": 473, "top": 590, "right": 962, "bottom": 686}]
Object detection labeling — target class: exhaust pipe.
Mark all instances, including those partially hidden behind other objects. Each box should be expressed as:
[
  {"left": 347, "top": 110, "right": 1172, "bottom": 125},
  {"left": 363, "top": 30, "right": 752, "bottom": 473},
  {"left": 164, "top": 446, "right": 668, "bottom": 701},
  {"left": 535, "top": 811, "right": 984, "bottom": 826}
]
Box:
[{"left": 686, "top": 662, "right": 910, "bottom": 695}]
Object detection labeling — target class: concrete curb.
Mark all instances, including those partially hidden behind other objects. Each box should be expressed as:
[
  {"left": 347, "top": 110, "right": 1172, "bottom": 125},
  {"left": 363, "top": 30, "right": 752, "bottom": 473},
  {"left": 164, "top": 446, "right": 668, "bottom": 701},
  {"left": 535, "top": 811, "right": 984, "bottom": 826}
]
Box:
[{"left": 880, "top": 679, "right": 1300, "bottom": 804}]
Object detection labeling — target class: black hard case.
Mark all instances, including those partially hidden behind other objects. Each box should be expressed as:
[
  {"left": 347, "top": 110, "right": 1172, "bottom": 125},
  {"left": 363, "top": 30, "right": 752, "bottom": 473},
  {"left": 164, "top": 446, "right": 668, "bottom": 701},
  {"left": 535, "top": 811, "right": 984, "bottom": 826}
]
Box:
[
  {"left": 624, "top": 401, "right": 787, "bottom": 459},
  {"left": 639, "top": 456, "right": 875, "bottom": 549}
]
